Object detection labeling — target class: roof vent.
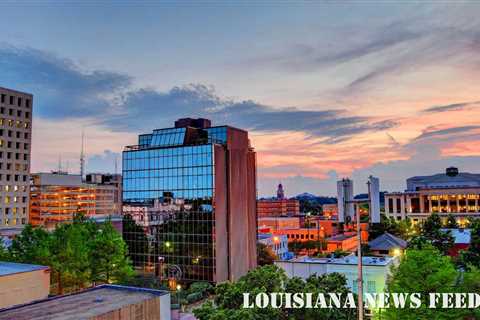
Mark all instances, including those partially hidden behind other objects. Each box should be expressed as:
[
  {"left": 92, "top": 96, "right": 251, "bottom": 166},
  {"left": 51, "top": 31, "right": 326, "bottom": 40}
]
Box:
[
  {"left": 446, "top": 167, "right": 459, "bottom": 177},
  {"left": 94, "top": 296, "right": 104, "bottom": 303}
]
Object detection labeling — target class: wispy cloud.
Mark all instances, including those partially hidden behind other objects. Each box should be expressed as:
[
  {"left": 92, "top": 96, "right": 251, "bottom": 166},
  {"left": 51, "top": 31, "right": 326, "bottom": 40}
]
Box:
[{"left": 422, "top": 101, "right": 480, "bottom": 113}]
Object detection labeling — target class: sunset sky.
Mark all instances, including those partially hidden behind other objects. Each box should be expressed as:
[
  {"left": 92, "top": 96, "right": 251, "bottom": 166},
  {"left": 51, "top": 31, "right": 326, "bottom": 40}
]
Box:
[{"left": 1, "top": 1, "right": 479, "bottom": 196}]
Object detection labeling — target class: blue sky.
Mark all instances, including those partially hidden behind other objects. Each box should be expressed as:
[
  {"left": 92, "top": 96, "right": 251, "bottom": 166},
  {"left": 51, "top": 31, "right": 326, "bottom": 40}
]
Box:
[{"left": 1, "top": 1, "right": 480, "bottom": 196}]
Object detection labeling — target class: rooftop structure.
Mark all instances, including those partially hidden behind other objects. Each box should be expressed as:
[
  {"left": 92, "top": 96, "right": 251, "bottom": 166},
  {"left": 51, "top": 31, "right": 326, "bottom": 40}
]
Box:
[
  {"left": 275, "top": 254, "right": 398, "bottom": 294},
  {"left": 0, "top": 261, "right": 48, "bottom": 276},
  {"left": 385, "top": 167, "right": 480, "bottom": 224},
  {"left": 0, "top": 261, "right": 50, "bottom": 309},
  {"left": 368, "top": 232, "right": 407, "bottom": 251},
  {"left": 407, "top": 167, "right": 480, "bottom": 191},
  {"left": 440, "top": 228, "right": 471, "bottom": 244},
  {"left": 0, "top": 284, "right": 171, "bottom": 320}
]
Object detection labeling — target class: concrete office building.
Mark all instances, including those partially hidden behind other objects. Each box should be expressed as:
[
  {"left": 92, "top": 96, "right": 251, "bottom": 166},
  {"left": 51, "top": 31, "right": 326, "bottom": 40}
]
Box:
[
  {"left": 122, "top": 118, "right": 257, "bottom": 284},
  {"left": 385, "top": 167, "right": 480, "bottom": 224},
  {"left": 30, "top": 172, "right": 120, "bottom": 229},
  {"left": 0, "top": 261, "right": 50, "bottom": 309},
  {"left": 0, "top": 87, "right": 32, "bottom": 230},
  {"left": 86, "top": 173, "right": 123, "bottom": 213},
  {"left": 0, "top": 284, "right": 171, "bottom": 320}
]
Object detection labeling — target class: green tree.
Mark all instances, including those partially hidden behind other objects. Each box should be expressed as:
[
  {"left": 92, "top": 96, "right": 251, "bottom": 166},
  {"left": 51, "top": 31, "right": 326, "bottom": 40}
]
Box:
[
  {"left": 48, "top": 215, "right": 96, "bottom": 294},
  {"left": 409, "top": 214, "right": 454, "bottom": 255},
  {"left": 8, "top": 224, "right": 52, "bottom": 265},
  {"left": 257, "top": 243, "right": 277, "bottom": 266},
  {"left": 383, "top": 246, "right": 467, "bottom": 320},
  {"left": 193, "top": 265, "right": 356, "bottom": 320},
  {"left": 90, "top": 220, "right": 134, "bottom": 284},
  {"left": 460, "top": 219, "right": 480, "bottom": 269},
  {"left": 0, "top": 238, "right": 10, "bottom": 261}
]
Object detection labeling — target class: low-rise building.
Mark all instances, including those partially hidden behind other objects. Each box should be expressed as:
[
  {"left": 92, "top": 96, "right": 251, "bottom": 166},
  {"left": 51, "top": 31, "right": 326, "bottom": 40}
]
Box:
[
  {"left": 0, "top": 284, "right": 171, "bottom": 320},
  {"left": 325, "top": 233, "right": 358, "bottom": 253},
  {"left": 368, "top": 232, "right": 407, "bottom": 256},
  {"left": 257, "top": 198, "right": 300, "bottom": 217},
  {"left": 29, "top": 172, "right": 120, "bottom": 229},
  {"left": 0, "top": 261, "right": 50, "bottom": 309},
  {"left": 258, "top": 233, "right": 290, "bottom": 260},
  {"left": 385, "top": 167, "right": 480, "bottom": 224},
  {"left": 258, "top": 216, "right": 301, "bottom": 231},
  {"left": 441, "top": 228, "right": 471, "bottom": 257},
  {"left": 275, "top": 255, "right": 398, "bottom": 294}
]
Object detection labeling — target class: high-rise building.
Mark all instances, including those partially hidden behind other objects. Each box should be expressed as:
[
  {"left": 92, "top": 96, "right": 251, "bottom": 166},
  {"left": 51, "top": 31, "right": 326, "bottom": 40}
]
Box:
[
  {"left": 29, "top": 172, "right": 120, "bottom": 229},
  {"left": 122, "top": 118, "right": 257, "bottom": 283},
  {"left": 0, "top": 87, "right": 32, "bottom": 230}
]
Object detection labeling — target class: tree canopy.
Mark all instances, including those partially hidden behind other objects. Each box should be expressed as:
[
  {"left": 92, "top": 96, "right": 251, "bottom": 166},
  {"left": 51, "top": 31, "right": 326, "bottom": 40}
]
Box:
[
  {"left": 193, "top": 265, "right": 357, "bottom": 320},
  {"left": 5, "top": 215, "right": 133, "bottom": 294}
]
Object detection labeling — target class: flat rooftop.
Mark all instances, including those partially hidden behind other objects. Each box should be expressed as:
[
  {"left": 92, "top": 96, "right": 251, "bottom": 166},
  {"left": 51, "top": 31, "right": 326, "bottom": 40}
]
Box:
[
  {"left": 0, "top": 285, "right": 169, "bottom": 320},
  {"left": 0, "top": 261, "right": 49, "bottom": 276},
  {"left": 292, "top": 255, "right": 395, "bottom": 267}
]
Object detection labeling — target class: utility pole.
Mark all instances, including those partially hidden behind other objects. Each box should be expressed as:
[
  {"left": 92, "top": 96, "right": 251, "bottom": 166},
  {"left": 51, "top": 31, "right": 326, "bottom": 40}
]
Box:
[{"left": 356, "top": 198, "right": 364, "bottom": 320}]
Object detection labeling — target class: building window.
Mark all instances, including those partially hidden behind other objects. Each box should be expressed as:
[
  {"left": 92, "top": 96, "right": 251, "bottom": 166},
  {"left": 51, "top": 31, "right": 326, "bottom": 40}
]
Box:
[
  {"left": 26, "top": 99, "right": 30, "bottom": 108},
  {"left": 0, "top": 94, "right": 5, "bottom": 103},
  {"left": 9, "top": 96, "right": 14, "bottom": 105}
]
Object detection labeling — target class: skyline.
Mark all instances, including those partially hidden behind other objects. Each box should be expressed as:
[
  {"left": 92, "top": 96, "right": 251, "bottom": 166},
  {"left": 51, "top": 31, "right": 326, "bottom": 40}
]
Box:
[{"left": 1, "top": 1, "right": 480, "bottom": 196}]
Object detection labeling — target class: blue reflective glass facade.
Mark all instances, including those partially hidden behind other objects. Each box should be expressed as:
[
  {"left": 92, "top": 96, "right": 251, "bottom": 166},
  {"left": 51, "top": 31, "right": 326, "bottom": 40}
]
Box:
[{"left": 123, "top": 130, "right": 217, "bottom": 282}]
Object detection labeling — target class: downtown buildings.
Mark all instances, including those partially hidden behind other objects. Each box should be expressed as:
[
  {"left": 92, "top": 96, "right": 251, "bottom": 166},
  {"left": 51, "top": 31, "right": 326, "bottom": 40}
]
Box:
[
  {"left": 385, "top": 167, "right": 480, "bottom": 225},
  {"left": 29, "top": 172, "right": 122, "bottom": 229},
  {"left": 257, "top": 183, "right": 300, "bottom": 217},
  {"left": 122, "top": 118, "right": 257, "bottom": 284},
  {"left": 0, "top": 87, "right": 32, "bottom": 230}
]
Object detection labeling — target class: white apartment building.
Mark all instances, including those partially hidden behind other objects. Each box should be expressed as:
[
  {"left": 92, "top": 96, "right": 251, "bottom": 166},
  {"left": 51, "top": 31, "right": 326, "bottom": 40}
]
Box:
[
  {"left": 275, "top": 255, "right": 398, "bottom": 294},
  {"left": 0, "top": 87, "right": 32, "bottom": 230},
  {"left": 258, "top": 233, "right": 290, "bottom": 260},
  {"left": 385, "top": 167, "right": 480, "bottom": 225}
]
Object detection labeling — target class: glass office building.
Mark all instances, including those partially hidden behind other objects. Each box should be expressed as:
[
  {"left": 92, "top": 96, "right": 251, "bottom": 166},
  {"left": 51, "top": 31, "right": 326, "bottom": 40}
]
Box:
[{"left": 123, "top": 118, "right": 257, "bottom": 284}]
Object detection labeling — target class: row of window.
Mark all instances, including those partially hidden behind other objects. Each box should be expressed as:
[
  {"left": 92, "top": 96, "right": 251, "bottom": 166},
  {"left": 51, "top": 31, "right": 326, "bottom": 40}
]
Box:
[
  {"left": 123, "top": 166, "right": 213, "bottom": 178},
  {"left": 2, "top": 195, "right": 28, "bottom": 204},
  {"left": 0, "top": 163, "right": 29, "bottom": 171},
  {"left": 124, "top": 145, "right": 213, "bottom": 160},
  {"left": 0, "top": 140, "right": 29, "bottom": 150},
  {"left": 0, "top": 94, "right": 31, "bottom": 108},
  {"left": 0, "top": 174, "right": 29, "bottom": 182},
  {"left": 2, "top": 185, "right": 28, "bottom": 192},
  {"left": 0, "top": 118, "right": 30, "bottom": 129},
  {"left": 1, "top": 207, "right": 28, "bottom": 215},
  {"left": 0, "top": 130, "right": 29, "bottom": 140},
  {"left": 2, "top": 218, "right": 27, "bottom": 226},
  {"left": 0, "top": 107, "right": 30, "bottom": 118},
  {"left": 123, "top": 190, "right": 214, "bottom": 202},
  {"left": 286, "top": 233, "right": 316, "bottom": 240},
  {"left": 0, "top": 152, "right": 28, "bottom": 161}
]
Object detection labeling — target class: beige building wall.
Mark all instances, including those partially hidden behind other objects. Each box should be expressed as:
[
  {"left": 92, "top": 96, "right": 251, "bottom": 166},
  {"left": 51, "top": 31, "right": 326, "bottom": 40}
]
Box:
[
  {"left": 0, "top": 87, "right": 33, "bottom": 229},
  {"left": 0, "top": 268, "right": 50, "bottom": 309}
]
